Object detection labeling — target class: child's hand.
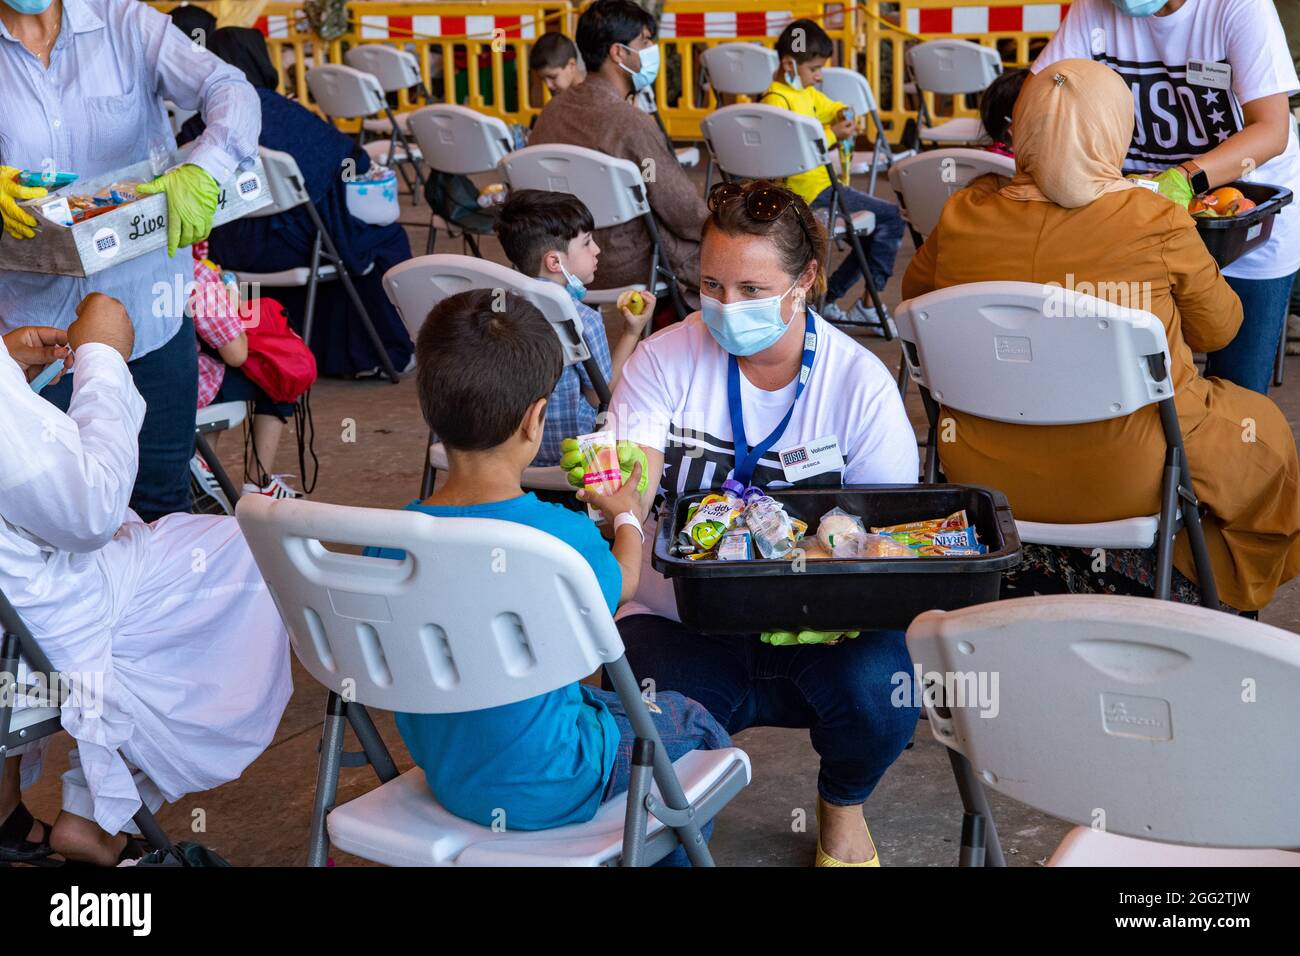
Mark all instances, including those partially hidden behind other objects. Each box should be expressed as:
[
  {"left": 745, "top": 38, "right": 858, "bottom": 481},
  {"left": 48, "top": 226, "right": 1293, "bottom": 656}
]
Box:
[
  {"left": 616, "top": 289, "right": 655, "bottom": 336},
  {"left": 832, "top": 118, "right": 855, "bottom": 140},
  {"left": 579, "top": 462, "right": 644, "bottom": 524}
]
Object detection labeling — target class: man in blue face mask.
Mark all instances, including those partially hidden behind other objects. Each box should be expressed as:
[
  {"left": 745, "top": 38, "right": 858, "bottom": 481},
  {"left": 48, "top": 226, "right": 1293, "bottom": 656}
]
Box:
[{"left": 530, "top": 0, "right": 707, "bottom": 310}]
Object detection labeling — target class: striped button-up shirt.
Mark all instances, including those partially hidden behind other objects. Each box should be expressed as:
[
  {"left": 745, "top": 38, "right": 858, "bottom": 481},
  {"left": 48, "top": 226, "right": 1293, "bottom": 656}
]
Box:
[{"left": 0, "top": 0, "right": 260, "bottom": 358}]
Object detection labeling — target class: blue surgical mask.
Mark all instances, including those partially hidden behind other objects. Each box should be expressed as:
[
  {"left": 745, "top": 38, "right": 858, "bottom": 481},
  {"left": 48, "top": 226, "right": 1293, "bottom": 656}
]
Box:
[
  {"left": 2, "top": 0, "right": 54, "bottom": 12},
  {"left": 559, "top": 260, "right": 587, "bottom": 302},
  {"left": 1110, "top": 0, "right": 1167, "bottom": 16},
  {"left": 701, "top": 282, "right": 800, "bottom": 357},
  {"left": 783, "top": 70, "right": 804, "bottom": 91},
  {"left": 618, "top": 43, "right": 660, "bottom": 91}
]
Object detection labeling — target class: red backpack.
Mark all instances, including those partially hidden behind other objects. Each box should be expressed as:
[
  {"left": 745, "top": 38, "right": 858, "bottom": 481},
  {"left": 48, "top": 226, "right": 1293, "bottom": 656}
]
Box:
[{"left": 241, "top": 298, "right": 318, "bottom": 403}]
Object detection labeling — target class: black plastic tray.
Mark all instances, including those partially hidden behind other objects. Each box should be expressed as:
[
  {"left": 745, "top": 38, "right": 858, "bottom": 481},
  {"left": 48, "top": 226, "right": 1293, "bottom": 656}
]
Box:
[
  {"left": 1193, "top": 181, "right": 1292, "bottom": 268},
  {"left": 652, "top": 484, "right": 1021, "bottom": 634}
]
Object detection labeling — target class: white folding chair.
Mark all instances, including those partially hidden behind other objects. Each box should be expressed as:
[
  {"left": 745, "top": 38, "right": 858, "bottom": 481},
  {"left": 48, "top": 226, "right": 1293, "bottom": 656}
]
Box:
[
  {"left": 908, "top": 595, "right": 1300, "bottom": 866},
  {"left": 887, "top": 147, "right": 1015, "bottom": 244},
  {"left": 191, "top": 400, "right": 248, "bottom": 515},
  {"left": 232, "top": 147, "right": 398, "bottom": 382},
  {"left": 0, "top": 589, "right": 173, "bottom": 857},
  {"left": 699, "top": 43, "right": 779, "bottom": 191},
  {"left": 819, "top": 66, "right": 915, "bottom": 193},
  {"left": 406, "top": 104, "right": 513, "bottom": 257},
  {"left": 307, "top": 62, "right": 425, "bottom": 206},
  {"left": 345, "top": 45, "right": 431, "bottom": 206},
  {"left": 499, "top": 143, "right": 689, "bottom": 320},
  {"left": 383, "top": 253, "right": 612, "bottom": 498},
  {"left": 701, "top": 103, "right": 892, "bottom": 338},
  {"left": 236, "top": 494, "right": 752, "bottom": 866},
  {"left": 906, "top": 40, "right": 1002, "bottom": 148},
  {"left": 895, "top": 281, "right": 1218, "bottom": 607}
]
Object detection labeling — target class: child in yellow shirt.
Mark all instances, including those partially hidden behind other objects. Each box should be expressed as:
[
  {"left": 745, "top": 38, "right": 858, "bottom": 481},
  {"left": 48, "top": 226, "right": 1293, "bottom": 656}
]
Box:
[{"left": 761, "top": 20, "right": 904, "bottom": 331}]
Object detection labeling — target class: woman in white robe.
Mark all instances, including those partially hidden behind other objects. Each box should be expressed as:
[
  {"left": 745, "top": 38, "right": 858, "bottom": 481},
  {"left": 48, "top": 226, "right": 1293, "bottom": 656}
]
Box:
[{"left": 0, "top": 295, "right": 291, "bottom": 864}]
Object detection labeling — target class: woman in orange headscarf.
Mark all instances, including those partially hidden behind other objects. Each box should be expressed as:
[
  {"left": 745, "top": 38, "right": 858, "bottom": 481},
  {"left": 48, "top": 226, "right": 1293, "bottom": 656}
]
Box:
[{"left": 902, "top": 59, "right": 1300, "bottom": 612}]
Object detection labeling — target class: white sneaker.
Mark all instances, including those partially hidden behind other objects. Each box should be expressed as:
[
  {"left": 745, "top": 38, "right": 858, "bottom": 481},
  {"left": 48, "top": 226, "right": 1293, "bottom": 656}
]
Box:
[
  {"left": 820, "top": 301, "right": 850, "bottom": 323},
  {"left": 243, "top": 475, "right": 302, "bottom": 499}
]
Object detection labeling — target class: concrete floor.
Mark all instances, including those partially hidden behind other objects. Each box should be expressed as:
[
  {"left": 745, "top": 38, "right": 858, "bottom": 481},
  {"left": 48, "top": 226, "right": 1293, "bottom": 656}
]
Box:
[{"left": 21, "top": 165, "right": 1300, "bottom": 867}]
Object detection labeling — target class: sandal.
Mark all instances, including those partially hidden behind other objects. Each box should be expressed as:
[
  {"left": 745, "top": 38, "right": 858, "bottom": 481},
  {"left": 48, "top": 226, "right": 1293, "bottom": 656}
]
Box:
[{"left": 0, "top": 801, "right": 54, "bottom": 864}]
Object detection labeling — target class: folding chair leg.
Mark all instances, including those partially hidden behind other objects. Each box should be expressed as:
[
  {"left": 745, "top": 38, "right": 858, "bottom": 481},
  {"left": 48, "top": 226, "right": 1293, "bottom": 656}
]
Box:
[
  {"left": 194, "top": 432, "right": 241, "bottom": 510},
  {"left": 1180, "top": 495, "right": 1220, "bottom": 609},
  {"left": 345, "top": 702, "right": 399, "bottom": 784},
  {"left": 1154, "top": 449, "right": 1181, "bottom": 602},
  {"left": 465, "top": 232, "right": 483, "bottom": 259},
  {"left": 424, "top": 215, "right": 437, "bottom": 256},
  {"left": 619, "top": 738, "right": 655, "bottom": 867},
  {"left": 1273, "top": 318, "right": 1286, "bottom": 388},
  {"left": 305, "top": 201, "right": 401, "bottom": 384},
  {"left": 132, "top": 805, "right": 172, "bottom": 852},
  {"left": 0, "top": 631, "right": 16, "bottom": 747},
  {"left": 826, "top": 171, "right": 893, "bottom": 341},
  {"left": 946, "top": 749, "right": 1005, "bottom": 867},
  {"left": 308, "top": 690, "right": 348, "bottom": 867},
  {"left": 301, "top": 230, "right": 324, "bottom": 350},
  {"left": 387, "top": 109, "right": 427, "bottom": 207}
]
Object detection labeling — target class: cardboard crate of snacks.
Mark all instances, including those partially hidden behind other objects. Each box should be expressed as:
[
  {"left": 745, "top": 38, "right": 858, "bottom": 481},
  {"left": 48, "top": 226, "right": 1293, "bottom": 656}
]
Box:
[{"left": 0, "top": 154, "right": 271, "bottom": 278}]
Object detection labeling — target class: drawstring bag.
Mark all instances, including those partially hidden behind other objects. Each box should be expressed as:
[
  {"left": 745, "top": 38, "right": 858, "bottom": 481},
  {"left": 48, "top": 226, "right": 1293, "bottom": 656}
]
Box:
[
  {"left": 131, "top": 841, "right": 232, "bottom": 867},
  {"left": 241, "top": 298, "right": 318, "bottom": 404},
  {"left": 424, "top": 169, "right": 496, "bottom": 233}
]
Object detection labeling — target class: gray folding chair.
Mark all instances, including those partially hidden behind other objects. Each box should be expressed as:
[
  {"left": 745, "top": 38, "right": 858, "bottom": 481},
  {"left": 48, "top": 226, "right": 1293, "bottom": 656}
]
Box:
[
  {"left": 895, "top": 281, "right": 1218, "bottom": 608},
  {"left": 191, "top": 400, "right": 247, "bottom": 515},
  {"left": 0, "top": 589, "right": 173, "bottom": 856},
  {"left": 699, "top": 42, "right": 779, "bottom": 192},
  {"left": 382, "top": 253, "right": 612, "bottom": 499},
  {"left": 233, "top": 147, "right": 400, "bottom": 383},
  {"left": 906, "top": 40, "right": 1001, "bottom": 148},
  {"left": 886, "top": 147, "right": 1014, "bottom": 247},
  {"left": 405, "top": 104, "right": 513, "bottom": 256},
  {"left": 819, "top": 66, "right": 915, "bottom": 194},
  {"left": 308, "top": 62, "right": 425, "bottom": 206},
  {"left": 908, "top": 595, "right": 1300, "bottom": 866},
  {"left": 701, "top": 103, "right": 893, "bottom": 338},
  {"left": 499, "top": 143, "right": 690, "bottom": 321},
  {"left": 236, "top": 494, "right": 752, "bottom": 866}
]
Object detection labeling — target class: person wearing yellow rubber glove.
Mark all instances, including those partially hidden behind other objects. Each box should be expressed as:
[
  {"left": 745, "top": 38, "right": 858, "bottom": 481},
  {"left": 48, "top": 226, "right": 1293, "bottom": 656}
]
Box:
[
  {"left": 136, "top": 164, "right": 222, "bottom": 258},
  {"left": 0, "top": 0, "right": 260, "bottom": 522},
  {"left": 761, "top": 630, "right": 861, "bottom": 647},
  {"left": 0, "top": 166, "right": 47, "bottom": 240}
]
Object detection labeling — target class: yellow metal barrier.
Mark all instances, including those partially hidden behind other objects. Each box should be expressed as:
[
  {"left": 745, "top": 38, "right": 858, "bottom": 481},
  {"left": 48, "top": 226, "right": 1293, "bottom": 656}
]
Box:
[
  {"left": 651, "top": 1, "right": 858, "bottom": 140},
  {"left": 864, "top": 0, "right": 1066, "bottom": 135},
  {"left": 149, "top": 1, "right": 1067, "bottom": 142}
]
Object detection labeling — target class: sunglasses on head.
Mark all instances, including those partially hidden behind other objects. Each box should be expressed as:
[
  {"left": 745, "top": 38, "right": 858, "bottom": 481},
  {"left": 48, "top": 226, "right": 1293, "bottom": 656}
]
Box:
[{"left": 707, "top": 181, "right": 817, "bottom": 252}]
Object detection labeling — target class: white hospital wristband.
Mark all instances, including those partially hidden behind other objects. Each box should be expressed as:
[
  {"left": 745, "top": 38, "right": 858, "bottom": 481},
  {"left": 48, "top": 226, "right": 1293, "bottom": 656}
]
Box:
[{"left": 613, "top": 512, "right": 645, "bottom": 543}]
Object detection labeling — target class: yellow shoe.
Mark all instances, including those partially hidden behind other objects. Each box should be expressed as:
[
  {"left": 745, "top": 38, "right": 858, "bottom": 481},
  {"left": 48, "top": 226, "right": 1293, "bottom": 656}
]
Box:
[{"left": 814, "top": 799, "right": 881, "bottom": 867}]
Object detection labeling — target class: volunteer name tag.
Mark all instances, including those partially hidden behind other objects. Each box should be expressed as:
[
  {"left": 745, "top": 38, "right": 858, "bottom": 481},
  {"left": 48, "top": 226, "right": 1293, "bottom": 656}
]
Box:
[
  {"left": 778, "top": 435, "right": 844, "bottom": 481},
  {"left": 1132, "top": 178, "right": 1162, "bottom": 193},
  {"left": 1186, "top": 60, "right": 1231, "bottom": 91}
]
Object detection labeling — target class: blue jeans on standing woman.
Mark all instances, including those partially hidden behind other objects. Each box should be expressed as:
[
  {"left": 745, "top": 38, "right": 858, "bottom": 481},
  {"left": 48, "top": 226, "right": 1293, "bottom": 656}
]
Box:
[
  {"left": 811, "top": 184, "right": 907, "bottom": 302},
  {"left": 610, "top": 616, "right": 920, "bottom": 808},
  {"left": 1203, "top": 272, "right": 1298, "bottom": 394},
  {"left": 41, "top": 314, "right": 198, "bottom": 522}
]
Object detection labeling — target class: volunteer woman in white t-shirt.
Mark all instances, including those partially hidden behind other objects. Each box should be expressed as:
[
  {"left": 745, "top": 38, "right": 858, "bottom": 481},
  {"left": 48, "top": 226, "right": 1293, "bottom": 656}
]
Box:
[
  {"left": 606, "top": 181, "right": 919, "bottom": 867},
  {"left": 1034, "top": 0, "right": 1300, "bottom": 394}
]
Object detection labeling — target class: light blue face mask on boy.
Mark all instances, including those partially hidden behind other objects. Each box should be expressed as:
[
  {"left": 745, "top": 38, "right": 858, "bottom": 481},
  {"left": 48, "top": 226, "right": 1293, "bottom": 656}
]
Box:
[
  {"left": 2, "top": 0, "right": 55, "bottom": 13},
  {"left": 700, "top": 281, "right": 800, "bottom": 357},
  {"left": 1110, "top": 0, "right": 1167, "bottom": 16},
  {"left": 559, "top": 260, "right": 588, "bottom": 302},
  {"left": 618, "top": 43, "right": 661, "bottom": 92}
]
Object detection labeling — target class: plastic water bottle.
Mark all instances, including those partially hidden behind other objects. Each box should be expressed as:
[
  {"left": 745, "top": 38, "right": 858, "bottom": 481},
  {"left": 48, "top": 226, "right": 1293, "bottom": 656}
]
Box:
[{"left": 838, "top": 107, "right": 855, "bottom": 186}]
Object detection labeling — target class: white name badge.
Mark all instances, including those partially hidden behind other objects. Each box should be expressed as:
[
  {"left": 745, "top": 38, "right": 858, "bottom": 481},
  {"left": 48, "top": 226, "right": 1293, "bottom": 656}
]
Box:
[
  {"left": 1132, "top": 178, "right": 1162, "bottom": 193},
  {"left": 1185, "top": 60, "right": 1231, "bottom": 91},
  {"left": 778, "top": 435, "right": 844, "bottom": 482}
]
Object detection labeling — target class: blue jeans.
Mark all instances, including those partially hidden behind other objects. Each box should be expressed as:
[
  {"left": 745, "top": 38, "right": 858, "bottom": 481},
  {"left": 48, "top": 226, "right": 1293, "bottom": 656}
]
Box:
[
  {"left": 810, "top": 185, "right": 906, "bottom": 302},
  {"left": 1203, "top": 272, "right": 1297, "bottom": 395},
  {"left": 597, "top": 688, "right": 729, "bottom": 866},
  {"left": 611, "top": 617, "right": 920, "bottom": 806},
  {"left": 42, "top": 314, "right": 198, "bottom": 521}
]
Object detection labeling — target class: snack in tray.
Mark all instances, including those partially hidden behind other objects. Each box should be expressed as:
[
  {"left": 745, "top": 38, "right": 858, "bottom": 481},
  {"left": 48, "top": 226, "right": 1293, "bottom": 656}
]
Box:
[
  {"left": 816, "top": 507, "right": 865, "bottom": 553},
  {"left": 871, "top": 510, "right": 987, "bottom": 556},
  {"left": 744, "top": 494, "right": 807, "bottom": 559},
  {"left": 830, "top": 532, "right": 918, "bottom": 559},
  {"left": 717, "top": 529, "right": 753, "bottom": 561},
  {"left": 680, "top": 491, "right": 743, "bottom": 553}
]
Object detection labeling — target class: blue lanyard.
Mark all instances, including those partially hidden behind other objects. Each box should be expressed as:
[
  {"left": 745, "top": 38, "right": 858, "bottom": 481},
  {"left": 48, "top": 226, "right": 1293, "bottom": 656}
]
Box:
[{"left": 727, "top": 310, "right": 817, "bottom": 488}]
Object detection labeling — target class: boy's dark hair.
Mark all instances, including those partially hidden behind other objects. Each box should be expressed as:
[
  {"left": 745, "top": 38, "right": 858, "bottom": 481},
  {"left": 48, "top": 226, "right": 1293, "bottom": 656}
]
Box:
[
  {"left": 980, "top": 68, "right": 1029, "bottom": 145},
  {"left": 494, "top": 189, "right": 596, "bottom": 276},
  {"left": 529, "top": 31, "right": 578, "bottom": 72},
  {"left": 416, "top": 289, "right": 564, "bottom": 451},
  {"left": 575, "top": 0, "right": 657, "bottom": 75},
  {"left": 775, "top": 19, "right": 834, "bottom": 65}
]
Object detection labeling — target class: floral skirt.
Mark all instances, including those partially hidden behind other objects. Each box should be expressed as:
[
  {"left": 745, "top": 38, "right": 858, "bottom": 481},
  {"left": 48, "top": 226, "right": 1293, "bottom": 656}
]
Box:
[{"left": 1001, "top": 544, "right": 1249, "bottom": 616}]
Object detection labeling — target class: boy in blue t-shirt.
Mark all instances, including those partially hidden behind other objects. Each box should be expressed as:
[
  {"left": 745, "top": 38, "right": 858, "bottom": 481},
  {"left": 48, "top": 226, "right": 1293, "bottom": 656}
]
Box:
[
  {"left": 494, "top": 189, "right": 654, "bottom": 467},
  {"left": 379, "top": 288, "right": 729, "bottom": 835}
]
